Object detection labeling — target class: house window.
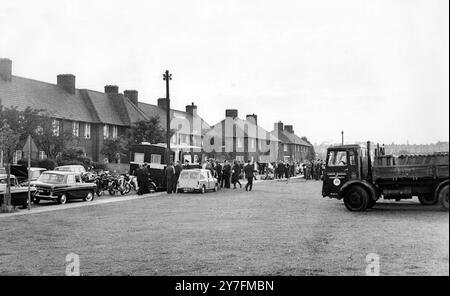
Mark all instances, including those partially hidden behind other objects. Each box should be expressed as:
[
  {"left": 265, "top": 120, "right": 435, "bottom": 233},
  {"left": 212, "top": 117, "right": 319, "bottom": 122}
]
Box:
[
  {"left": 237, "top": 138, "right": 243, "bottom": 148},
  {"left": 284, "top": 144, "right": 288, "bottom": 152},
  {"left": 13, "top": 150, "right": 23, "bottom": 164},
  {"left": 103, "top": 124, "right": 109, "bottom": 139},
  {"left": 52, "top": 119, "right": 60, "bottom": 136},
  {"left": 112, "top": 126, "right": 118, "bottom": 139},
  {"left": 84, "top": 123, "right": 91, "bottom": 139},
  {"left": 250, "top": 139, "right": 255, "bottom": 149},
  {"left": 72, "top": 122, "right": 79, "bottom": 137},
  {"left": 39, "top": 151, "right": 46, "bottom": 160}
]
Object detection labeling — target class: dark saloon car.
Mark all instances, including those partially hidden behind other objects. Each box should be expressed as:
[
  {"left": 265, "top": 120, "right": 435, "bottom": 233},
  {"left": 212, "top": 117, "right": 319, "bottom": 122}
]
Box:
[
  {"left": 0, "top": 174, "right": 36, "bottom": 209},
  {"left": 33, "top": 171, "right": 96, "bottom": 204}
]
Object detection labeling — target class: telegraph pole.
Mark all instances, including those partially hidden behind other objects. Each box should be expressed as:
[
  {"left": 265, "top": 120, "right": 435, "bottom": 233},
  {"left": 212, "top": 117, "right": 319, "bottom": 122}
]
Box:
[
  {"left": 163, "top": 70, "right": 172, "bottom": 164},
  {"left": 341, "top": 130, "right": 344, "bottom": 145}
]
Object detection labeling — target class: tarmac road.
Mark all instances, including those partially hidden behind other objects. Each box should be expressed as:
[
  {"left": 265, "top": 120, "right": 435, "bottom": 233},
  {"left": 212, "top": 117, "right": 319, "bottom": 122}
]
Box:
[{"left": 0, "top": 179, "right": 448, "bottom": 275}]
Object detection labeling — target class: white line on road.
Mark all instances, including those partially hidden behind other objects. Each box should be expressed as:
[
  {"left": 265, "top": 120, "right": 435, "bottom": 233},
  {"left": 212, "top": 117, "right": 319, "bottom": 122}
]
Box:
[{"left": 0, "top": 192, "right": 166, "bottom": 219}]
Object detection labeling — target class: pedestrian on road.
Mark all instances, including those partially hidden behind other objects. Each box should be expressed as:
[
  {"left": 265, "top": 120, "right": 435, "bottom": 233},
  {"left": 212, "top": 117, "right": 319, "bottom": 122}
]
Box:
[
  {"left": 165, "top": 162, "right": 176, "bottom": 194},
  {"left": 222, "top": 160, "right": 231, "bottom": 189},
  {"left": 215, "top": 161, "right": 223, "bottom": 187},
  {"left": 173, "top": 161, "right": 183, "bottom": 193},
  {"left": 136, "top": 164, "right": 149, "bottom": 195},
  {"left": 244, "top": 160, "right": 256, "bottom": 191},
  {"left": 232, "top": 160, "right": 242, "bottom": 189}
]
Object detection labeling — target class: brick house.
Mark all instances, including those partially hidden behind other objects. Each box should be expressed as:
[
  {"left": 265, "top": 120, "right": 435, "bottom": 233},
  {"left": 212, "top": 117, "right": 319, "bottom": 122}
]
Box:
[
  {"left": 1, "top": 58, "right": 208, "bottom": 164},
  {"left": 203, "top": 109, "right": 280, "bottom": 162},
  {"left": 271, "top": 121, "right": 313, "bottom": 162}
]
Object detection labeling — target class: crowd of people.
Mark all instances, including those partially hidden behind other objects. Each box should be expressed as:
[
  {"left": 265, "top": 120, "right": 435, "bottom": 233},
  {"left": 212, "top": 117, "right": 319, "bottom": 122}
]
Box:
[{"left": 133, "top": 158, "right": 326, "bottom": 196}]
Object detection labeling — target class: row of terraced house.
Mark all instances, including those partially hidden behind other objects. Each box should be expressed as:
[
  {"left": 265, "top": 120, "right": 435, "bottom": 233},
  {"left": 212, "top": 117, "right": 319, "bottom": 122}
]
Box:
[{"left": 0, "top": 58, "right": 313, "bottom": 165}]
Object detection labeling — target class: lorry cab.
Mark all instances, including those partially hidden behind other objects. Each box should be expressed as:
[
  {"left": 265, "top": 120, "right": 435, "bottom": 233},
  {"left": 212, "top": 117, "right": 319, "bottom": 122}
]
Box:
[{"left": 322, "top": 144, "right": 370, "bottom": 199}]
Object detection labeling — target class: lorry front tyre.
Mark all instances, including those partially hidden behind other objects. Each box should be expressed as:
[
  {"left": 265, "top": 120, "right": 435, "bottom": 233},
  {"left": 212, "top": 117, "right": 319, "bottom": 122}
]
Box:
[
  {"left": 343, "top": 185, "right": 370, "bottom": 212},
  {"left": 418, "top": 194, "right": 438, "bottom": 206},
  {"left": 438, "top": 184, "right": 449, "bottom": 211}
]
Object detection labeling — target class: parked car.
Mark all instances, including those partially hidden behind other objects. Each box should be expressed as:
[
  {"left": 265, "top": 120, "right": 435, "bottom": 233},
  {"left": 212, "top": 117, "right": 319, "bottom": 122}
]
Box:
[
  {"left": 177, "top": 169, "right": 218, "bottom": 193},
  {"left": 0, "top": 174, "right": 35, "bottom": 209},
  {"left": 33, "top": 171, "right": 96, "bottom": 204},
  {"left": 54, "top": 165, "right": 86, "bottom": 174},
  {"left": 10, "top": 165, "right": 47, "bottom": 186}
]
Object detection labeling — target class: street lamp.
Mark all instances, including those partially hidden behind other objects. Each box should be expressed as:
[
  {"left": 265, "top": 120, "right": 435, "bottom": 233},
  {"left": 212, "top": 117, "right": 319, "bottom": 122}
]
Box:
[{"left": 163, "top": 70, "right": 172, "bottom": 164}]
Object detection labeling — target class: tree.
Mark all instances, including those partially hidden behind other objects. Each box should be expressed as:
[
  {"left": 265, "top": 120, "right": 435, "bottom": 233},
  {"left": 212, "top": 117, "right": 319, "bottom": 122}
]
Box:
[
  {"left": 127, "top": 116, "right": 175, "bottom": 146},
  {"left": 301, "top": 136, "right": 316, "bottom": 161},
  {"left": 0, "top": 120, "right": 20, "bottom": 211},
  {"left": 101, "top": 138, "right": 128, "bottom": 163}
]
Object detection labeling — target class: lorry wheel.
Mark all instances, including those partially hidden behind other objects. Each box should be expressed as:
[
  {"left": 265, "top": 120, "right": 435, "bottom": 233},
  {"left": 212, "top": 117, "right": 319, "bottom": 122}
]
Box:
[
  {"left": 343, "top": 185, "right": 370, "bottom": 212},
  {"left": 418, "top": 194, "right": 438, "bottom": 206},
  {"left": 438, "top": 184, "right": 449, "bottom": 211},
  {"left": 367, "top": 198, "right": 376, "bottom": 209}
]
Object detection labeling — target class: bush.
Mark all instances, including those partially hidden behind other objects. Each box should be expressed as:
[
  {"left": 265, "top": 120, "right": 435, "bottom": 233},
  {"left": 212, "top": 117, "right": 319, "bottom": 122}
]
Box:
[
  {"left": 37, "top": 158, "right": 57, "bottom": 170},
  {"left": 17, "top": 158, "right": 40, "bottom": 167},
  {"left": 92, "top": 162, "right": 107, "bottom": 171}
]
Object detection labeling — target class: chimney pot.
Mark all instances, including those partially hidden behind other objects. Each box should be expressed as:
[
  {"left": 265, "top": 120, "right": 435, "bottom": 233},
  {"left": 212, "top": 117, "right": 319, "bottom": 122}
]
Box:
[
  {"left": 284, "top": 125, "right": 294, "bottom": 133},
  {"left": 157, "top": 98, "right": 168, "bottom": 110},
  {"left": 186, "top": 102, "right": 198, "bottom": 117},
  {"left": 246, "top": 113, "right": 258, "bottom": 125},
  {"left": 105, "top": 85, "right": 119, "bottom": 94},
  {"left": 124, "top": 90, "right": 138, "bottom": 106},
  {"left": 274, "top": 121, "right": 284, "bottom": 131},
  {"left": 0, "top": 58, "right": 12, "bottom": 82},
  {"left": 225, "top": 109, "right": 238, "bottom": 119},
  {"left": 57, "top": 74, "right": 76, "bottom": 94}
]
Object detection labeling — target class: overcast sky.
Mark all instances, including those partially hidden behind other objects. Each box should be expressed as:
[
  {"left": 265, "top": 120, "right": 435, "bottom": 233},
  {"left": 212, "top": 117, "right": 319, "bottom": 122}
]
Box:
[{"left": 1, "top": 0, "right": 448, "bottom": 145}]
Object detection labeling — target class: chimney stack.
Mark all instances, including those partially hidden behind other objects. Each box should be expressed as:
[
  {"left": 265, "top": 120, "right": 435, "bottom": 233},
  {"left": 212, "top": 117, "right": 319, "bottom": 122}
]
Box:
[
  {"left": 157, "top": 98, "right": 168, "bottom": 110},
  {"left": 225, "top": 109, "right": 238, "bottom": 119},
  {"left": 274, "top": 121, "right": 284, "bottom": 131},
  {"left": 0, "top": 58, "right": 12, "bottom": 82},
  {"left": 105, "top": 85, "right": 119, "bottom": 94},
  {"left": 124, "top": 90, "right": 138, "bottom": 106},
  {"left": 246, "top": 113, "right": 258, "bottom": 125},
  {"left": 57, "top": 74, "right": 76, "bottom": 94},
  {"left": 186, "top": 102, "right": 197, "bottom": 117},
  {"left": 284, "top": 125, "right": 294, "bottom": 133}
]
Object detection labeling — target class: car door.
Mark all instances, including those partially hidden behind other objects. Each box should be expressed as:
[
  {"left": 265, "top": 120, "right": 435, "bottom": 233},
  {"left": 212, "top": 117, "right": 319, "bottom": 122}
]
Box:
[{"left": 206, "top": 171, "right": 213, "bottom": 189}]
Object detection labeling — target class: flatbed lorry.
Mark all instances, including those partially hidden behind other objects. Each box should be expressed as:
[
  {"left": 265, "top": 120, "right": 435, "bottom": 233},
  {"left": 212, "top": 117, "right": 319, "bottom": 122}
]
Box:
[{"left": 321, "top": 142, "right": 449, "bottom": 211}]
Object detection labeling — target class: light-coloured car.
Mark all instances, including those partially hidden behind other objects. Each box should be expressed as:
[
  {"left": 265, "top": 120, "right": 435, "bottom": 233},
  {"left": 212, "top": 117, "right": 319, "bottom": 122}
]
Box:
[
  {"left": 177, "top": 169, "right": 218, "bottom": 193},
  {"left": 54, "top": 165, "right": 86, "bottom": 174}
]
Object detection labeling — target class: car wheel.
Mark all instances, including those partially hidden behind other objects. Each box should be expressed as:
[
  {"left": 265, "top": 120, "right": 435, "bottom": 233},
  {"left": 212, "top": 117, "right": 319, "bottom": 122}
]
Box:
[
  {"left": 438, "top": 184, "right": 449, "bottom": 211},
  {"left": 84, "top": 191, "right": 94, "bottom": 202},
  {"left": 33, "top": 198, "right": 40, "bottom": 204},
  {"left": 213, "top": 184, "right": 218, "bottom": 192},
  {"left": 200, "top": 185, "right": 206, "bottom": 194},
  {"left": 343, "top": 185, "right": 369, "bottom": 212},
  {"left": 418, "top": 194, "right": 438, "bottom": 206},
  {"left": 108, "top": 189, "right": 115, "bottom": 196},
  {"left": 178, "top": 189, "right": 184, "bottom": 193},
  {"left": 367, "top": 198, "right": 376, "bottom": 209},
  {"left": 58, "top": 194, "right": 67, "bottom": 205},
  {"left": 96, "top": 189, "right": 103, "bottom": 197}
]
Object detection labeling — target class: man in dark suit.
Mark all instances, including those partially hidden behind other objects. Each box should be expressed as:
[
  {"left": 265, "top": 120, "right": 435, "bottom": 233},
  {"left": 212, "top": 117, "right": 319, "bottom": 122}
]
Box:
[
  {"left": 244, "top": 160, "right": 255, "bottom": 191},
  {"left": 173, "top": 161, "right": 183, "bottom": 193},
  {"left": 222, "top": 160, "right": 231, "bottom": 189},
  {"left": 215, "top": 161, "right": 223, "bottom": 187},
  {"left": 165, "top": 162, "right": 176, "bottom": 194}
]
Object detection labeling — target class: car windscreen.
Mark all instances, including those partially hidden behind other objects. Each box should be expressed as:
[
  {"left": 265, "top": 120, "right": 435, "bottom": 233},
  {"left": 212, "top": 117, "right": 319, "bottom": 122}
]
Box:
[{"left": 38, "top": 173, "right": 66, "bottom": 184}]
